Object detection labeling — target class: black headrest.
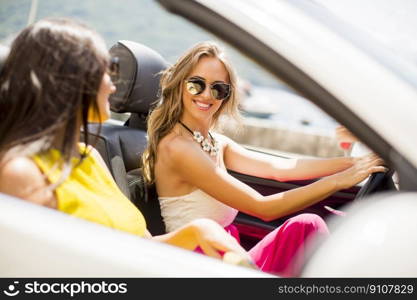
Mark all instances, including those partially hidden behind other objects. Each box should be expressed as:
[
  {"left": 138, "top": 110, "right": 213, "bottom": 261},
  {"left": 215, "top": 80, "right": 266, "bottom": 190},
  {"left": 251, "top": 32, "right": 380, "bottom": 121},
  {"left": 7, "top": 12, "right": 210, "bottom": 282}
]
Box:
[
  {"left": 0, "top": 44, "right": 10, "bottom": 74},
  {"left": 109, "top": 40, "right": 168, "bottom": 115}
]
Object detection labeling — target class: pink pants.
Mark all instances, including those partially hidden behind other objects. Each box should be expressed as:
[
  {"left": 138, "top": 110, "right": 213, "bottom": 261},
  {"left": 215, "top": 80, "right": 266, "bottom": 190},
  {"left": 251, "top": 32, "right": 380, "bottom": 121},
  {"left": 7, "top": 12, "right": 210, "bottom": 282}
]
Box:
[{"left": 225, "top": 213, "right": 329, "bottom": 277}]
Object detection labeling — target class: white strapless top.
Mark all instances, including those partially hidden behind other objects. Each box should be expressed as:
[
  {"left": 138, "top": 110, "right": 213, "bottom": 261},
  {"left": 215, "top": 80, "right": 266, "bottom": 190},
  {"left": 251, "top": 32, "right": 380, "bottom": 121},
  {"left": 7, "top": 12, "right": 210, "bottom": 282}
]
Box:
[{"left": 159, "top": 189, "right": 238, "bottom": 232}]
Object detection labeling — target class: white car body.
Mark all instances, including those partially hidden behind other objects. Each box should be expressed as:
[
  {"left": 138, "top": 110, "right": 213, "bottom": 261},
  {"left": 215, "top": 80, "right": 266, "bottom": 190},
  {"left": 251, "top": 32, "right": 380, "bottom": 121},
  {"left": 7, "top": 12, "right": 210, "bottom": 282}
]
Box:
[
  {"left": 2, "top": 0, "right": 417, "bottom": 277},
  {"left": 0, "top": 193, "right": 268, "bottom": 277}
]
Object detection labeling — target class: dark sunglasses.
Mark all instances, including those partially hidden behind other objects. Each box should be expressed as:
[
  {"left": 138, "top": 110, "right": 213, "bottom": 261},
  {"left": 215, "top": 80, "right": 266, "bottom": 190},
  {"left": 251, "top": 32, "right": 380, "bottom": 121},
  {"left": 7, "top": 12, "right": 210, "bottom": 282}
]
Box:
[
  {"left": 108, "top": 56, "right": 120, "bottom": 82},
  {"left": 185, "top": 76, "right": 231, "bottom": 101}
]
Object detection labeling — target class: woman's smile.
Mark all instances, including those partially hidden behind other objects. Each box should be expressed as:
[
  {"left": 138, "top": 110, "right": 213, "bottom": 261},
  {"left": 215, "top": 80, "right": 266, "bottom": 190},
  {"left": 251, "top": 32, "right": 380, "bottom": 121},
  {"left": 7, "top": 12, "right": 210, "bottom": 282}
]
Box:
[{"left": 193, "top": 100, "right": 213, "bottom": 111}]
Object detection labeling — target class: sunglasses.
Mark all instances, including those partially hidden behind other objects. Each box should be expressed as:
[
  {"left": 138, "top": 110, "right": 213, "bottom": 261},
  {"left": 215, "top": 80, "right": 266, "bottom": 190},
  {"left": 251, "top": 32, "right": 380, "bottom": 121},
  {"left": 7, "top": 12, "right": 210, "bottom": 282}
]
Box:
[
  {"left": 185, "top": 76, "right": 231, "bottom": 101},
  {"left": 108, "top": 56, "right": 120, "bottom": 82}
]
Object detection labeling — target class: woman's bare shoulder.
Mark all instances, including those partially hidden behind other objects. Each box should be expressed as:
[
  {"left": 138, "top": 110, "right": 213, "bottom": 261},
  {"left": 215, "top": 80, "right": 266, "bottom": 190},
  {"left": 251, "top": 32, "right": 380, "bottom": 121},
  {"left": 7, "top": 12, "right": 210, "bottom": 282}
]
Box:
[
  {"left": 159, "top": 132, "right": 194, "bottom": 154},
  {"left": 0, "top": 156, "right": 42, "bottom": 180},
  {"left": 0, "top": 156, "right": 48, "bottom": 197}
]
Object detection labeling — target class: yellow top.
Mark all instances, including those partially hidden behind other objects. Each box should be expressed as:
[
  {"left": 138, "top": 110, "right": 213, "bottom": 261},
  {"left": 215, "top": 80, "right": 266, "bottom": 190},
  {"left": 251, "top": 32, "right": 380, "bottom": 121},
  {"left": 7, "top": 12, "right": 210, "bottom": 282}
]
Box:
[{"left": 32, "top": 146, "right": 146, "bottom": 237}]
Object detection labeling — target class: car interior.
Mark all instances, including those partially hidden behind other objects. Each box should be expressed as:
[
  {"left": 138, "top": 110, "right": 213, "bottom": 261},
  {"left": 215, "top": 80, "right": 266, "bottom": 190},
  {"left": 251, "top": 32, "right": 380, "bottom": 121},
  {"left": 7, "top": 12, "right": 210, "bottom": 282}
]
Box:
[
  {"left": 84, "top": 40, "right": 396, "bottom": 250},
  {"left": 0, "top": 34, "right": 395, "bottom": 249},
  {"left": 0, "top": 37, "right": 398, "bottom": 251}
]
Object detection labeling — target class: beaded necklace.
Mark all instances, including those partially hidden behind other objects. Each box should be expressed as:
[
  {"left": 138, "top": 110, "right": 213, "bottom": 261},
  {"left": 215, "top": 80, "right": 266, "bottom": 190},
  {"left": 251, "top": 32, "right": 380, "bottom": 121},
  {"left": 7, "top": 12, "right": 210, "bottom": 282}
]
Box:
[{"left": 179, "top": 121, "right": 219, "bottom": 157}]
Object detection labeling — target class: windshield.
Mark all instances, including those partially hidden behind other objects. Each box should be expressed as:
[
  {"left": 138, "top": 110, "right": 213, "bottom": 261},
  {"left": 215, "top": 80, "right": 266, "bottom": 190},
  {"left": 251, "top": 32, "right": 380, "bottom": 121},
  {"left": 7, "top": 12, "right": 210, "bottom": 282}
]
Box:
[
  {"left": 295, "top": 0, "right": 417, "bottom": 90},
  {"left": 315, "top": 0, "right": 417, "bottom": 68},
  {"left": 189, "top": 0, "right": 417, "bottom": 172},
  {"left": 228, "top": 0, "right": 417, "bottom": 89}
]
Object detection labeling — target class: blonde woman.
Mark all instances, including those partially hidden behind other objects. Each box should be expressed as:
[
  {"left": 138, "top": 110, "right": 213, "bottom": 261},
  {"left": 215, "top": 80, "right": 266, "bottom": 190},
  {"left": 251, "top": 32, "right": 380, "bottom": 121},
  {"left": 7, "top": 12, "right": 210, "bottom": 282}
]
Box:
[{"left": 142, "top": 41, "right": 386, "bottom": 277}]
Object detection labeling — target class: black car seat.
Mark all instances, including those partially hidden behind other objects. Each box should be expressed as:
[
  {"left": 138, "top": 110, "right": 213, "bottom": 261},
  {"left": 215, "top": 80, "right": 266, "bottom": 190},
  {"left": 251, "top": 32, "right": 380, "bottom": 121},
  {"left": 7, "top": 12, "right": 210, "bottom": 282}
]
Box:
[{"left": 87, "top": 40, "right": 168, "bottom": 235}]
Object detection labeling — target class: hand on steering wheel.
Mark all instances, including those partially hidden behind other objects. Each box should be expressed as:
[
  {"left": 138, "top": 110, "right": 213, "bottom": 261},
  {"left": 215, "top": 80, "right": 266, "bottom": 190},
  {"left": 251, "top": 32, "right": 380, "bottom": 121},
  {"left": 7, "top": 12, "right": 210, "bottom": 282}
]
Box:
[
  {"left": 355, "top": 169, "right": 396, "bottom": 200},
  {"left": 331, "top": 153, "right": 387, "bottom": 190}
]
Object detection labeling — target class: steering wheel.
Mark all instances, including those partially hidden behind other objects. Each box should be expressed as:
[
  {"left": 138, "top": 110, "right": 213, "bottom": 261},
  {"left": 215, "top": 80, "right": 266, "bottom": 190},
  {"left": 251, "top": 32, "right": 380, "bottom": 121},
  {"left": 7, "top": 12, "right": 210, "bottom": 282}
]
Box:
[{"left": 355, "top": 170, "right": 396, "bottom": 201}]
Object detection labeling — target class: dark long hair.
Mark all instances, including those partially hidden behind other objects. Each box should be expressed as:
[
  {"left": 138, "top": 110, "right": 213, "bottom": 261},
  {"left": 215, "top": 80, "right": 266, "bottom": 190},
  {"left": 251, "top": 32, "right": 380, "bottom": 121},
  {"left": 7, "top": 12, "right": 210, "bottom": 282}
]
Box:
[{"left": 0, "top": 18, "right": 109, "bottom": 169}]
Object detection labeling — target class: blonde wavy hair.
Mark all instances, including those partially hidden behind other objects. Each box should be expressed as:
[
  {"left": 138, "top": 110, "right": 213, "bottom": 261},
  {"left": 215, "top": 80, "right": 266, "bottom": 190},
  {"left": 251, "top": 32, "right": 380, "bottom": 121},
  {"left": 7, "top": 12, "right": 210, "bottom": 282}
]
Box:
[{"left": 142, "top": 41, "right": 241, "bottom": 184}]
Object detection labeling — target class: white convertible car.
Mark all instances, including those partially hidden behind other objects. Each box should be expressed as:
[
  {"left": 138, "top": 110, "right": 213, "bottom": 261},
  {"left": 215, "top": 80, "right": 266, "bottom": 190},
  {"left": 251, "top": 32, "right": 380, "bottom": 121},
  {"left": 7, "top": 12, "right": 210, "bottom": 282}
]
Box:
[{"left": 1, "top": 0, "right": 417, "bottom": 277}]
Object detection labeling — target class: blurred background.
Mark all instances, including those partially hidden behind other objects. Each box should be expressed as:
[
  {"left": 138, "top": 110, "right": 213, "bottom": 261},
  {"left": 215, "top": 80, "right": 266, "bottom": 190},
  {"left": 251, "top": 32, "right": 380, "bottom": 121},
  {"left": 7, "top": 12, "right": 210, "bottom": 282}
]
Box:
[{"left": 1, "top": 0, "right": 416, "bottom": 158}]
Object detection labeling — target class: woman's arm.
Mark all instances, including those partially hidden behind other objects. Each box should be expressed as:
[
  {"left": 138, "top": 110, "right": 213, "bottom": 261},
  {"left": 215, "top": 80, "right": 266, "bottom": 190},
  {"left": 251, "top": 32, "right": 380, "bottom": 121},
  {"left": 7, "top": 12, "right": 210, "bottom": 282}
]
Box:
[
  {"left": 151, "top": 218, "right": 249, "bottom": 260},
  {"left": 167, "top": 137, "right": 385, "bottom": 222},
  {"left": 222, "top": 135, "right": 354, "bottom": 181},
  {"left": 0, "top": 156, "right": 56, "bottom": 208}
]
